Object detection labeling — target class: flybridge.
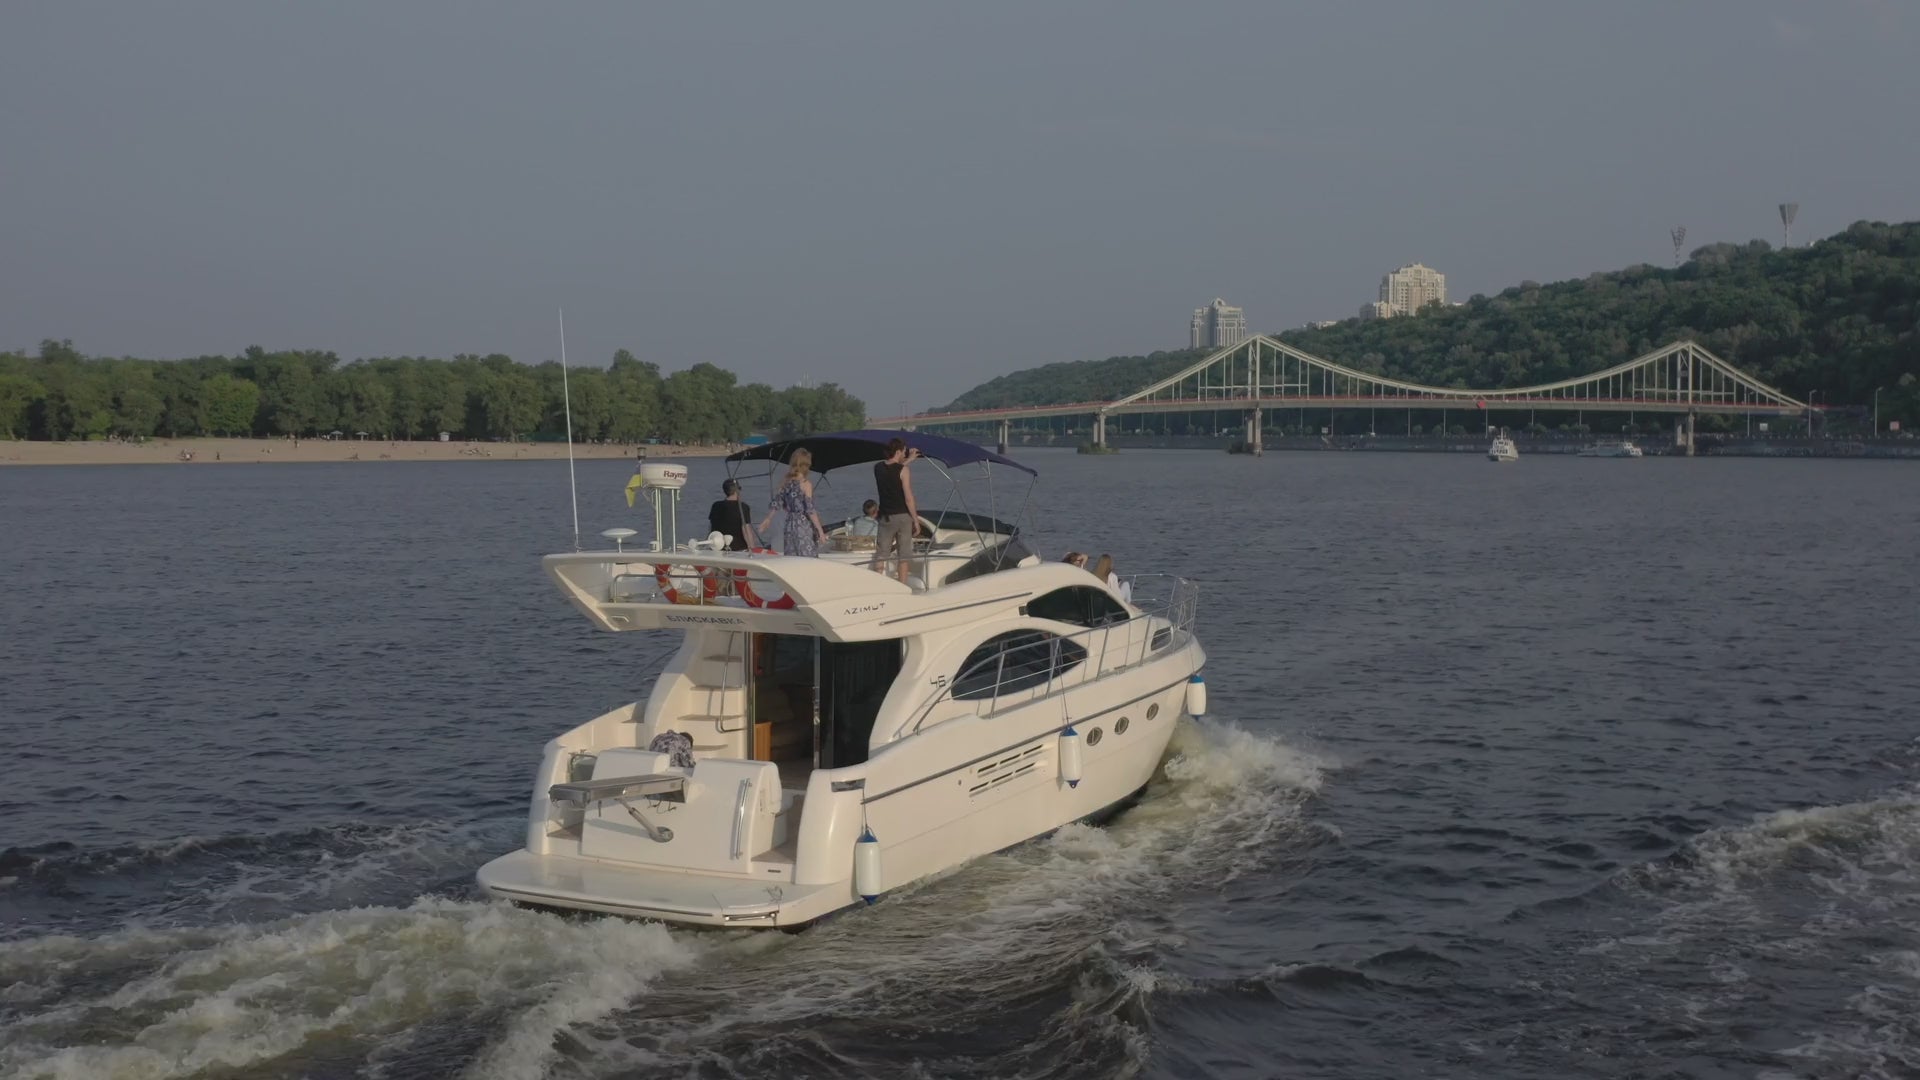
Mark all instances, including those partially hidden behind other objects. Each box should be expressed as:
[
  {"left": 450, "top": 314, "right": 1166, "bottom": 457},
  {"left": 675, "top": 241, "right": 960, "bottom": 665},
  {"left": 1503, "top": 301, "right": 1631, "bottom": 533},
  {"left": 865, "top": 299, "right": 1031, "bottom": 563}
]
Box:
[
  {"left": 548, "top": 550, "right": 908, "bottom": 635},
  {"left": 570, "top": 429, "right": 1044, "bottom": 639},
  {"left": 542, "top": 550, "right": 1045, "bottom": 642}
]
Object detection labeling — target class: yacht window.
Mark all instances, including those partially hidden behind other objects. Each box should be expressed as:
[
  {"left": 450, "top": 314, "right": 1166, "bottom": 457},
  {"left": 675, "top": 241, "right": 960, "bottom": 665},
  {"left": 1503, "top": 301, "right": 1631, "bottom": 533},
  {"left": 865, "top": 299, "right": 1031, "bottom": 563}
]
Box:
[
  {"left": 1025, "top": 585, "right": 1129, "bottom": 628},
  {"left": 951, "top": 630, "right": 1087, "bottom": 701}
]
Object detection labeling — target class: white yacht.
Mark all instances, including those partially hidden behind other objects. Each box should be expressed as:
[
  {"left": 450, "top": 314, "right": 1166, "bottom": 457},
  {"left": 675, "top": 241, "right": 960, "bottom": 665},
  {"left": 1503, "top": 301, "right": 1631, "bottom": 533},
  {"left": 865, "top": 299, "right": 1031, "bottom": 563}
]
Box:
[
  {"left": 1487, "top": 430, "right": 1519, "bottom": 462},
  {"left": 1578, "top": 438, "right": 1644, "bottom": 458},
  {"left": 477, "top": 431, "right": 1206, "bottom": 928}
]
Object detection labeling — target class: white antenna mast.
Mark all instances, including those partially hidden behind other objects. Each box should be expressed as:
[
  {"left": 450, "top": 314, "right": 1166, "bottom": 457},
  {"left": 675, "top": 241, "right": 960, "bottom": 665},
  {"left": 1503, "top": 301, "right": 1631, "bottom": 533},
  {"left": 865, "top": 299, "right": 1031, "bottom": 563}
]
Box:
[{"left": 558, "top": 308, "right": 581, "bottom": 551}]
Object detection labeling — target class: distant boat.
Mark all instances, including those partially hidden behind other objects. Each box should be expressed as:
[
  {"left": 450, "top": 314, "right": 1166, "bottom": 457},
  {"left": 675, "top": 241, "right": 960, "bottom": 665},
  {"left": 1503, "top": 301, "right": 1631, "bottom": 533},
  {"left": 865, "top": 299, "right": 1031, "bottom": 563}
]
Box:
[
  {"left": 1578, "top": 439, "right": 1643, "bottom": 458},
  {"left": 1487, "top": 430, "right": 1519, "bottom": 462}
]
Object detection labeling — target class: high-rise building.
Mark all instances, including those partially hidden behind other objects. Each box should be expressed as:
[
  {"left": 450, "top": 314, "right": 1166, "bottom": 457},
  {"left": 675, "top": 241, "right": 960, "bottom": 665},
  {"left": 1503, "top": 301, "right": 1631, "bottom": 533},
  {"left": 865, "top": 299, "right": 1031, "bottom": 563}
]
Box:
[
  {"left": 1375, "top": 263, "right": 1446, "bottom": 316},
  {"left": 1190, "top": 298, "right": 1248, "bottom": 349}
]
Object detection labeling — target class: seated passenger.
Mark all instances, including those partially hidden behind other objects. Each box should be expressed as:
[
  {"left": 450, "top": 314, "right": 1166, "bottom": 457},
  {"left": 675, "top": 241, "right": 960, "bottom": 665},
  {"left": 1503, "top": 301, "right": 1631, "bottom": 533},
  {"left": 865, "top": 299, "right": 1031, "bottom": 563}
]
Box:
[
  {"left": 1061, "top": 551, "right": 1088, "bottom": 569},
  {"left": 849, "top": 500, "right": 880, "bottom": 537},
  {"left": 1090, "top": 553, "right": 1131, "bottom": 601}
]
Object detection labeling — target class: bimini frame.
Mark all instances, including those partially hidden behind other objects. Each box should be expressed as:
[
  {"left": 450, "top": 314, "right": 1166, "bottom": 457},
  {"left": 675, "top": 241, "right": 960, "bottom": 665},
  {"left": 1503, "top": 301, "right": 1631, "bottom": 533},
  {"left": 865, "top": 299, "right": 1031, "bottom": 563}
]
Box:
[{"left": 722, "top": 429, "right": 1040, "bottom": 555}]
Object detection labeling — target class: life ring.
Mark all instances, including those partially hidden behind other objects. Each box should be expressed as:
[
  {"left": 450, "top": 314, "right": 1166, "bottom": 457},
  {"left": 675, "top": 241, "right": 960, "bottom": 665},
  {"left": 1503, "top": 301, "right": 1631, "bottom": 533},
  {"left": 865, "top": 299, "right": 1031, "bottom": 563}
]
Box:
[
  {"left": 654, "top": 564, "right": 720, "bottom": 605},
  {"left": 732, "top": 568, "right": 796, "bottom": 610}
]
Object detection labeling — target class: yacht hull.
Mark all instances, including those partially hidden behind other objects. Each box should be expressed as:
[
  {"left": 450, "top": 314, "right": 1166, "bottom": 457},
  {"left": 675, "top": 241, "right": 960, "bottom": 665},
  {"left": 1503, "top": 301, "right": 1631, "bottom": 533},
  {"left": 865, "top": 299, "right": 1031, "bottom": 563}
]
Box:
[
  {"left": 478, "top": 777, "right": 1156, "bottom": 929},
  {"left": 477, "top": 646, "right": 1200, "bottom": 929}
]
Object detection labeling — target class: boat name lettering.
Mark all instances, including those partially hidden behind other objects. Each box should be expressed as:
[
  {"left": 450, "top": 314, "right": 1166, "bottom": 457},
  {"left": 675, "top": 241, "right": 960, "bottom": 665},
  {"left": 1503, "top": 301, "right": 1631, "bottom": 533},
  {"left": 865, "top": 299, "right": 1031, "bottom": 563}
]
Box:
[
  {"left": 843, "top": 603, "right": 886, "bottom": 616},
  {"left": 663, "top": 613, "right": 746, "bottom": 625}
]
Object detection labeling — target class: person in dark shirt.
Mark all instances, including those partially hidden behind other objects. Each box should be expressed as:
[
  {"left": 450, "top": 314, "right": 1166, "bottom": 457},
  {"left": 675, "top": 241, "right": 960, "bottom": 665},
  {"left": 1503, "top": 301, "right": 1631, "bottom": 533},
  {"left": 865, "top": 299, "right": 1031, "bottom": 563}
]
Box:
[
  {"left": 708, "top": 479, "right": 757, "bottom": 551},
  {"left": 872, "top": 439, "right": 920, "bottom": 582}
]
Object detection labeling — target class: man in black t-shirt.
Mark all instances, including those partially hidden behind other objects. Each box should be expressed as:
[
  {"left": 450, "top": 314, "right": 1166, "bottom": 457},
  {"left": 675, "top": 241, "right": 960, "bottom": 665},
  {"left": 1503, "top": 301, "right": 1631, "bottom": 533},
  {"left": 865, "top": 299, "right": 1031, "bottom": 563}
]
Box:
[
  {"left": 708, "top": 479, "right": 756, "bottom": 551},
  {"left": 872, "top": 438, "right": 919, "bottom": 582}
]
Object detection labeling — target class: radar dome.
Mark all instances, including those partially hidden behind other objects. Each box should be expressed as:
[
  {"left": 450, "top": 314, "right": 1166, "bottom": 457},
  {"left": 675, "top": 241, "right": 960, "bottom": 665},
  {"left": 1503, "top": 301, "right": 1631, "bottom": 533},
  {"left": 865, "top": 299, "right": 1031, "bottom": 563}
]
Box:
[{"left": 639, "top": 463, "right": 688, "bottom": 490}]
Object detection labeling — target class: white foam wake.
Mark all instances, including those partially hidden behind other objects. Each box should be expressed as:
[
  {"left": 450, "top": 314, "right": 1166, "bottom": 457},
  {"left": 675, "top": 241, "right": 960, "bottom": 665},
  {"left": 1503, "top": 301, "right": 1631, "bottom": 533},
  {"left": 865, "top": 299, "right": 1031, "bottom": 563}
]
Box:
[
  {"left": 1, "top": 717, "right": 1325, "bottom": 1080},
  {"left": 1614, "top": 786, "right": 1920, "bottom": 1078},
  {"left": 0, "top": 898, "right": 701, "bottom": 1080}
]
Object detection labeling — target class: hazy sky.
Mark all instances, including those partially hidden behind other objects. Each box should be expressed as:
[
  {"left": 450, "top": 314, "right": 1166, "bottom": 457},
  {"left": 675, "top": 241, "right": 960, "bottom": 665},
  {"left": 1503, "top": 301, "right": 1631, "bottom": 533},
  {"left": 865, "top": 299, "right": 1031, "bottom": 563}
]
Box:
[{"left": 4, "top": 1, "right": 1917, "bottom": 414}]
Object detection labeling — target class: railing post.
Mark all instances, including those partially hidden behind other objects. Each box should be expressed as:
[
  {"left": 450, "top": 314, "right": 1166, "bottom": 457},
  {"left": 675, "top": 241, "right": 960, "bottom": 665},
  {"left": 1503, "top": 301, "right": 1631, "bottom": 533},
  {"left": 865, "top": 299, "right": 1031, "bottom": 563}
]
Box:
[{"left": 992, "top": 650, "right": 1007, "bottom": 715}]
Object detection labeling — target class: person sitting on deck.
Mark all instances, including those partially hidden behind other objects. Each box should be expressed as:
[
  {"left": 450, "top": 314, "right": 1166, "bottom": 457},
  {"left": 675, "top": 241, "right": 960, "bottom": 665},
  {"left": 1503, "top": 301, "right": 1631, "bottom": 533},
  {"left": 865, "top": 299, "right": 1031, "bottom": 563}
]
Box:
[
  {"left": 849, "top": 500, "right": 880, "bottom": 537},
  {"left": 1090, "top": 553, "right": 1132, "bottom": 602}
]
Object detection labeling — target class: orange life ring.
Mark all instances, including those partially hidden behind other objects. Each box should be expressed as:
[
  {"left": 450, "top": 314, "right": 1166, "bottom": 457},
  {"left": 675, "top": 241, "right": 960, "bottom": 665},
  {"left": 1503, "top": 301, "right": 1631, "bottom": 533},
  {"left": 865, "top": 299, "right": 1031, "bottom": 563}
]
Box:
[
  {"left": 732, "top": 567, "right": 796, "bottom": 609},
  {"left": 654, "top": 563, "right": 720, "bottom": 605}
]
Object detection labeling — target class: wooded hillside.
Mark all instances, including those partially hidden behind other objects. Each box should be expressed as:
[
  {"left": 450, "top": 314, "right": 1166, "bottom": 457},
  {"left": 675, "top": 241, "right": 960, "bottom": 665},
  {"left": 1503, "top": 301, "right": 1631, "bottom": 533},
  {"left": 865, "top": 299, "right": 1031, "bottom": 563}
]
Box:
[{"left": 942, "top": 220, "right": 1920, "bottom": 427}]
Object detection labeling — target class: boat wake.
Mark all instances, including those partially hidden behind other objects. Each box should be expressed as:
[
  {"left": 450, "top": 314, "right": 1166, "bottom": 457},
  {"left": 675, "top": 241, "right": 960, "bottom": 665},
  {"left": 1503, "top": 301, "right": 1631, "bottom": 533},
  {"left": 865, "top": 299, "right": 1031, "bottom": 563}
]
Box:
[
  {"left": 0, "top": 820, "right": 513, "bottom": 942},
  {"left": 1598, "top": 786, "right": 1920, "bottom": 1079},
  {"left": 0, "top": 898, "right": 702, "bottom": 1080},
  {"left": 0, "top": 716, "right": 1324, "bottom": 1080}
]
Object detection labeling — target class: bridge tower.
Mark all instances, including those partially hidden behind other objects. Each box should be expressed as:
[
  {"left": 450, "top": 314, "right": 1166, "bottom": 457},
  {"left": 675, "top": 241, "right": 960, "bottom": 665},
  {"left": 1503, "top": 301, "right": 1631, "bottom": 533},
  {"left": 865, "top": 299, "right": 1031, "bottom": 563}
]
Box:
[
  {"left": 1247, "top": 340, "right": 1263, "bottom": 455},
  {"left": 996, "top": 419, "right": 1010, "bottom": 456}
]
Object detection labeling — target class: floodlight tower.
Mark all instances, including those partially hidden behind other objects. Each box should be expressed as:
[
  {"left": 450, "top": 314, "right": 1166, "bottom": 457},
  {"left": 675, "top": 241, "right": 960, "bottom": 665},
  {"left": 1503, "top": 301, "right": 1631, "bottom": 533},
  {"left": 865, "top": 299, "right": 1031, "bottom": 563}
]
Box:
[
  {"left": 1670, "top": 226, "right": 1687, "bottom": 267},
  {"left": 1779, "top": 202, "right": 1799, "bottom": 247}
]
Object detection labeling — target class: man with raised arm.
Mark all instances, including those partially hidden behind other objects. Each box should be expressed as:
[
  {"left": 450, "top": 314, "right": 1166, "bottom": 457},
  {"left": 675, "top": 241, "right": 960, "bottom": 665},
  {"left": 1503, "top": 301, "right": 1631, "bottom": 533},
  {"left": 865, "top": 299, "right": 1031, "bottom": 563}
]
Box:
[{"left": 872, "top": 438, "right": 919, "bottom": 583}]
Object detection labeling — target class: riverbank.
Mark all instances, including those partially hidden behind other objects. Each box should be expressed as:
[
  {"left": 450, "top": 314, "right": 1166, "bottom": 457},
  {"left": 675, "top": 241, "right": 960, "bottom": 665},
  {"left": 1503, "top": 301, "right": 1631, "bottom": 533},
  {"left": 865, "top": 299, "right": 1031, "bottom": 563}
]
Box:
[{"left": 0, "top": 438, "right": 735, "bottom": 466}]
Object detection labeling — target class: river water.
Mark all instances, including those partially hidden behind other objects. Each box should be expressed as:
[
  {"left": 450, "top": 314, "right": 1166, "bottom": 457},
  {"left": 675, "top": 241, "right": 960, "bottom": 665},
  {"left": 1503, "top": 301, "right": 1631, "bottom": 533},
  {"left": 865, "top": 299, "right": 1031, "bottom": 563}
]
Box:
[{"left": 2, "top": 450, "right": 1917, "bottom": 1080}]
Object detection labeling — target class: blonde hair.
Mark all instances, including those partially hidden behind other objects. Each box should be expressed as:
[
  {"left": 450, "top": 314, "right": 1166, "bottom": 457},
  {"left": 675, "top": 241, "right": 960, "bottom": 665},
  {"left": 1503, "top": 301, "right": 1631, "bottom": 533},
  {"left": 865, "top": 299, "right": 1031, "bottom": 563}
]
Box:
[
  {"left": 785, "top": 448, "right": 812, "bottom": 482},
  {"left": 1090, "top": 553, "right": 1112, "bottom": 580}
]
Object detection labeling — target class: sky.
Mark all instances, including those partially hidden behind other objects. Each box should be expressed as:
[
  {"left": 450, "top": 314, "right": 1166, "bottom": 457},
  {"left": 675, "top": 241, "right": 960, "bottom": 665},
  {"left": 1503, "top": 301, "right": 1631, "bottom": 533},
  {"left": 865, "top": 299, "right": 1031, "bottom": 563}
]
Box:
[{"left": 3, "top": 1, "right": 1917, "bottom": 415}]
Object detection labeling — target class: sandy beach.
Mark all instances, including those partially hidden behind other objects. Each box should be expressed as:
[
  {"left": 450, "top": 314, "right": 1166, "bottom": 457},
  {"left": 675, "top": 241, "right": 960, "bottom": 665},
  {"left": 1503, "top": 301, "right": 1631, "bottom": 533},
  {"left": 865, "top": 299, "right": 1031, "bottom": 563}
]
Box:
[{"left": 0, "top": 438, "right": 735, "bottom": 467}]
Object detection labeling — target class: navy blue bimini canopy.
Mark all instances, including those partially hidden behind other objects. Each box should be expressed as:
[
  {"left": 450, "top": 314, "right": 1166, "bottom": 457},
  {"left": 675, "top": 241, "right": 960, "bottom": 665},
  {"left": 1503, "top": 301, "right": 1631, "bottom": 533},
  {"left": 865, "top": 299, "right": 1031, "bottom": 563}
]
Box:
[{"left": 725, "top": 429, "right": 1038, "bottom": 477}]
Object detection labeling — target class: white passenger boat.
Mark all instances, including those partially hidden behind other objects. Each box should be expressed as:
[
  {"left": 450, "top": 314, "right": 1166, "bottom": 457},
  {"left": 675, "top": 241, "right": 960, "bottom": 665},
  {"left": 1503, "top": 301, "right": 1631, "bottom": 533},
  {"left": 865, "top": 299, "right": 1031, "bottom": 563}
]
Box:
[
  {"left": 1487, "top": 430, "right": 1519, "bottom": 462},
  {"left": 1578, "top": 439, "right": 1643, "bottom": 458},
  {"left": 476, "top": 431, "right": 1206, "bottom": 928}
]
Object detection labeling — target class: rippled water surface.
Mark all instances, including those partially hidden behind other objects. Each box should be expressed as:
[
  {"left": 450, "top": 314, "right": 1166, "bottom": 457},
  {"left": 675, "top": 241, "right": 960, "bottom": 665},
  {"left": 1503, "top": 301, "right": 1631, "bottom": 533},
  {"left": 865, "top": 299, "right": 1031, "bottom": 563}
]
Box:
[{"left": 3, "top": 451, "right": 1918, "bottom": 1079}]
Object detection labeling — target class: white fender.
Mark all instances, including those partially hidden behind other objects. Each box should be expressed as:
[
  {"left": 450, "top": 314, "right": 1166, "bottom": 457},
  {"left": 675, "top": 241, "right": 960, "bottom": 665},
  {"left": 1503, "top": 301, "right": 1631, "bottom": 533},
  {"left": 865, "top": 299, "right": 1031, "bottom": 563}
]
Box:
[
  {"left": 1186, "top": 673, "right": 1207, "bottom": 718},
  {"left": 854, "top": 826, "right": 883, "bottom": 905},
  {"left": 1058, "top": 725, "right": 1083, "bottom": 788}
]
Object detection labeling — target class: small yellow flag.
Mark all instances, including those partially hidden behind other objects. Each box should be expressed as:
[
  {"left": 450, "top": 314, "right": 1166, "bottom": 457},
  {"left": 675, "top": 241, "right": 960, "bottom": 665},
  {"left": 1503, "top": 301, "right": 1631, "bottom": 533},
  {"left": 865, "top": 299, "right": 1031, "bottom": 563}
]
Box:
[{"left": 624, "top": 472, "right": 646, "bottom": 508}]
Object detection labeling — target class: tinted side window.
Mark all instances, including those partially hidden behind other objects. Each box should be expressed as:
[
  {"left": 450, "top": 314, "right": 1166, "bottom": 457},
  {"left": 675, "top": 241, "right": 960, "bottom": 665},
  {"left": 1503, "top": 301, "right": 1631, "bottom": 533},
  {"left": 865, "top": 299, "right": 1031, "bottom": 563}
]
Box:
[
  {"left": 1026, "top": 585, "right": 1128, "bottom": 628},
  {"left": 951, "top": 630, "right": 1088, "bottom": 701}
]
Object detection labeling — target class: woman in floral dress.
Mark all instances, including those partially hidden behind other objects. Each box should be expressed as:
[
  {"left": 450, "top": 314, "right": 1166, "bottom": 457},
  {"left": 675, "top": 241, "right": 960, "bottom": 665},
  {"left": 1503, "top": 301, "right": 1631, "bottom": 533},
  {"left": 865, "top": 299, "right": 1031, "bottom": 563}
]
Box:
[{"left": 757, "top": 447, "right": 828, "bottom": 556}]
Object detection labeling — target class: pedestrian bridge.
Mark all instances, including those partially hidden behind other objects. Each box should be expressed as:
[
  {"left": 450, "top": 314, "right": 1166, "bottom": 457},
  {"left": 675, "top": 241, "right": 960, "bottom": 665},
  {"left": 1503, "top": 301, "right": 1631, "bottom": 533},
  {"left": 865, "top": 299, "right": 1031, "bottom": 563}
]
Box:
[{"left": 876, "top": 338, "right": 1812, "bottom": 450}]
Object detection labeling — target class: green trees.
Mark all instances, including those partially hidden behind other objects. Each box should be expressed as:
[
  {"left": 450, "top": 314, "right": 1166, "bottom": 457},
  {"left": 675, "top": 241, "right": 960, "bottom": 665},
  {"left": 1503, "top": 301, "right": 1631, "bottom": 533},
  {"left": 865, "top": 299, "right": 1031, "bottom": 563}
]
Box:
[
  {"left": 605, "top": 350, "right": 663, "bottom": 442},
  {"left": 941, "top": 219, "right": 1920, "bottom": 430},
  {"left": 0, "top": 344, "right": 863, "bottom": 442},
  {"left": 0, "top": 371, "right": 42, "bottom": 438},
  {"left": 199, "top": 374, "right": 259, "bottom": 436},
  {"left": 946, "top": 348, "right": 1212, "bottom": 411},
  {"left": 768, "top": 382, "right": 865, "bottom": 436},
  {"left": 477, "top": 365, "right": 542, "bottom": 439},
  {"left": 661, "top": 363, "right": 749, "bottom": 444}
]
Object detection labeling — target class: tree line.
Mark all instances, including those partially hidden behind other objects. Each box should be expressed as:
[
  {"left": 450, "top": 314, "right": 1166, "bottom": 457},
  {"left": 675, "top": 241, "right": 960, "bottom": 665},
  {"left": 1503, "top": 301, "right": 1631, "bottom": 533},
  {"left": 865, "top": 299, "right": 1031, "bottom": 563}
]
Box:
[
  {"left": 941, "top": 219, "right": 1920, "bottom": 430},
  {"left": 0, "top": 345, "right": 865, "bottom": 443}
]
